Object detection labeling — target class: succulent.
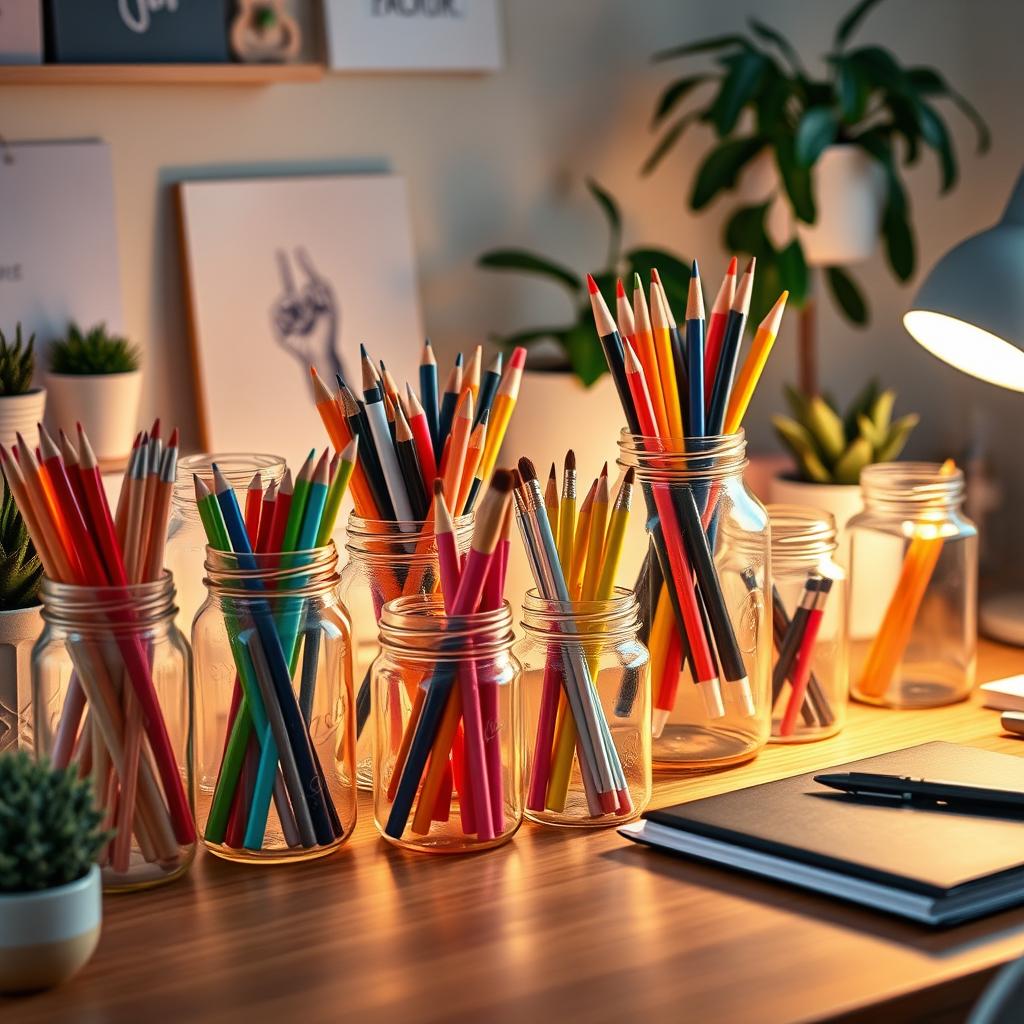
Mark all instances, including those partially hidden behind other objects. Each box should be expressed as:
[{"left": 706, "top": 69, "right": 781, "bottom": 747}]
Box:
[
  {"left": 0, "top": 483, "right": 42, "bottom": 611},
  {"left": 0, "top": 752, "right": 113, "bottom": 893},
  {"left": 773, "top": 380, "right": 918, "bottom": 485},
  {"left": 0, "top": 324, "right": 36, "bottom": 397},
  {"left": 478, "top": 178, "right": 689, "bottom": 386},
  {"left": 49, "top": 323, "right": 140, "bottom": 376}
]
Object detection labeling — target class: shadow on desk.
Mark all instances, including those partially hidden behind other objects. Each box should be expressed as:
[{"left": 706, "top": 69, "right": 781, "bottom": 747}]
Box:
[{"left": 603, "top": 843, "right": 1024, "bottom": 956}]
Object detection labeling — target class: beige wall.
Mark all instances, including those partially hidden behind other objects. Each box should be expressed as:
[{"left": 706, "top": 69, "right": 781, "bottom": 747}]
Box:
[{"left": 5, "top": 0, "right": 1024, "bottom": 557}]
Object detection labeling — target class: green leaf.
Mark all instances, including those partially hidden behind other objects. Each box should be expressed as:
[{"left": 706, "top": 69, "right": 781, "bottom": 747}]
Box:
[
  {"left": 868, "top": 388, "right": 896, "bottom": 438},
  {"left": 843, "top": 377, "right": 879, "bottom": 438},
  {"left": 477, "top": 249, "right": 581, "bottom": 293},
  {"left": 882, "top": 198, "right": 915, "bottom": 280},
  {"left": 907, "top": 67, "right": 990, "bottom": 153},
  {"left": 856, "top": 413, "right": 884, "bottom": 449},
  {"left": 625, "top": 248, "right": 690, "bottom": 311},
  {"left": 651, "top": 74, "right": 709, "bottom": 127},
  {"left": 775, "top": 137, "right": 816, "bottom": 222},
  {"left": 642, "top": 111, "right": 701, "bottom": 176},
  {"left": 806, "top": 395, "right": 847, "bottom": 462},
  {"left": 783, "top": 383, "right": 813, "bottom": 426},
  {"left": 875, "top": 413, "right": 920, "bottom": 462},
  {"left": 563, "top": 319, "right": 608, "bottom": 387},
  {"left": 754, "top": 62, "right": 796, "bottom": 135},
  {"left": 748, "top": 254, "right": 784, "bottom": 329},
  {"left": 834, "top": 57, "right": 871, "bottom": 123},
  {"left": 833, "top": 437, "right": 874, "bottom": 485},
  {"left": 724, "top": 203, "right": 774, "bottom": 258},
  {"left": 772, "top": 416, "right": 832, "bottom": 483},
  {"left": 842, "top": 46, "right": 908, "bottom": 94},
  {"left": 834, "top": 0, "right": 885, "bottom": 49},
  {"left": 777, "top": 240, "right": 809, "bottom": 306},
  {"left": 707, "top": 51, "right": 768, "bottom": 135},
  {"left": 653, "top": 35, "right": 753, "bottom": 63},
  {"left": 825, "top": 266, "right": 868, "bottom": 325},
  {"left": 691, "top": 138, "right": 765, "bottom": 210},
  {"left": 586, "top": 178, "right": 622, "bottom": 269},
  {"left": 914, "top": 100, "right": 957, "bottom": 191},
  {"left": 747, "top": 18, "right": 804, "bottom": 74},
  {"left": 795, "top": 107, "right": 840, "bottom": 166}
]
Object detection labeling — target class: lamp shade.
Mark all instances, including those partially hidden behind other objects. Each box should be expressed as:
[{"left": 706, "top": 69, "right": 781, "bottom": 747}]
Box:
[{"left": 904, "top": 170, "right": 1024, "bottom": 391}]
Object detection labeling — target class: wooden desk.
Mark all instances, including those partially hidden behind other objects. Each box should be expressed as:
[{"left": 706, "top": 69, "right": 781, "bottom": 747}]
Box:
[{"left": 6, "top": 640, "right": 1024, "bottom": 1024}]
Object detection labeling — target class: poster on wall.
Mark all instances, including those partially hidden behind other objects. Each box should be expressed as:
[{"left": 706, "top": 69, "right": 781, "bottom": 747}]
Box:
[
  {"left": 0, "top": 139, "right": 123, "bottom": 369},
  {"left": 177, "top": 173, "right": 424, "bottom": 467},
  {"left": 323, "top": 0, "right": 502, "bottom": 72}
]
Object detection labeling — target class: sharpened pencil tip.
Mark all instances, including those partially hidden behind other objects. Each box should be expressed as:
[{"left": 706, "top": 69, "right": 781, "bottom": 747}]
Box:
[
  {"left": 509, "top": 346, "right": 527, "bottom": 371},
  {"left": 586, "top": 273, "right": 599, "bottom": 295},
  {"left": 727, "top": 256, "right": 737, "bottom": 275},
  {"left": 624, "top": 467, "right": 635, "bottom": 484},
  {"left": 548, "top": 462, "right": 556, "bottom": 481},
  {"left": 600, "top": 462, "right": 608, "bottom": 478},
  {"left": 455, "top": 352, "right": 464, "bottom": 367},
  {"left": 651, "top": 267, "right": 663, "bottom": 285},
  {"left": 691, "top": 259, "right": 699, "bottom": 278},
  {"left": 615, "top": 278, "right": 625, "bottom": 298}
]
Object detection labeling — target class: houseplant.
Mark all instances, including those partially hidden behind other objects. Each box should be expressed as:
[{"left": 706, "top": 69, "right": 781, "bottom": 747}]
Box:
[
  {"left": 0, "top": 752, "right": 110, "bottom": 993},
  {"left": 0, "top": 324, "right": 46, "bottom": 453},
  {"left": 643, "top": 0, "right": 989, "bottom": 394},
  {"left": 0, "top": 483, "right": 43, "bottom": 754},
  {"left": 46, "top": 322, "right": 142, "bottom": 467}
]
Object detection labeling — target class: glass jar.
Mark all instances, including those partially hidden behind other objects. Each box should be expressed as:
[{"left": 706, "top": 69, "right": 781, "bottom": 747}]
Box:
[
  {"left": 617, "top": 430, "right": 771, "bottom": 771},
  {"left": 765, "top": 506, "right": 848, "bottom": 743},
  {"left": 31, "top": 574, "right": 195, "bottom": 892},
  {"left": 517, "top": 587, "right": 651, "bottom": 827},
  {"left": 848, "top": 462, "right": 977, "bottom": 707},
  {"left": 192, "top": 543, "right": 356, "bottom": 863},
  {"left": 167, "top": 453, "right": 286, "bottom": 639},
  {"left": 372, "top": 594, "right": 522, "bottom": 854},
  {"left": 338, "top": 512, "right": 474, "bottom": 790}
]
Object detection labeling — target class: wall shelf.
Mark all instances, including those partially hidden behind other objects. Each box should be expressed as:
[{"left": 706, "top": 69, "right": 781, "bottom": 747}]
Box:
[{"left": 0, "top": 63, "right": 323, "bottom": 86}]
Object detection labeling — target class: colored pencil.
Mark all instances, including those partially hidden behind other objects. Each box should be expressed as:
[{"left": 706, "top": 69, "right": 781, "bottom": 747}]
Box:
[
  {"left": 706, "top": 258, "right": 754, "bottom": 435},
  {"left": 704, "top": 256, "right": 737, "bottom": 404},
  {"left": 474, "top": 352, "right": 503, "bottom": 429},
  {"left": 685, "top": 261, "right": 706, "bottom": 438},
  {"left": 437, "top": 354, "right": 463, "bottom": 447},
  {"left": 723, "top": 290, "right": 788, "bottom": 435}
]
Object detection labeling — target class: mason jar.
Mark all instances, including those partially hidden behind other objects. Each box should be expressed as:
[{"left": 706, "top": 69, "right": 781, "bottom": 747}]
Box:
[
  {"left": 848, "top": 462, "right": 977, "bottom": 708},
  {"left": 192, "top": 543, "right": 356, "bottom": 863},
  {"left": 166, "top": 453, "right": 286, "bottom": 638},
  {"left": 517, "top": 587, "right": 651, "bottom": 827},
  {"left": 31, "top": 574, "right": 195, "bottom": 892},
  {"left": 338, "top": 512, "right": 474, "bottom": 790},
  {"left": 764, "top": 506, "right": 848, "bottom": 743},
  {"left": 617, "top": 430, "right": 771, "bottom": 771},
  {"left": 372, "top": 594, "right": 522, "bottom": 854}
]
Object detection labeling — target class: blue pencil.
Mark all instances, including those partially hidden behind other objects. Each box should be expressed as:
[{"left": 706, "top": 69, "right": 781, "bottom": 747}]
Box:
[
  {"left": 686, "top": 261, "right": 706, "bottom": 439},
  {"left": 437, "top": 353, "right": 463, "bottom": 451}
]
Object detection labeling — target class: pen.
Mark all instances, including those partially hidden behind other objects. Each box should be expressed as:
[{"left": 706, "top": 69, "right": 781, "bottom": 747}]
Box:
[{"left": 815, "top": 772, "right": 1024, "bottom": 812}]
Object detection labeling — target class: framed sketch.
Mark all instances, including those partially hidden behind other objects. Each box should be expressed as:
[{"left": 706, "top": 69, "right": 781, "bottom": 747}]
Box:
[
  {"left": 0, "top": 139, "right": 123, "bottom": 365},
  {"left": 176, "top": 174, "right": 424, "bottom": 467},
  {"left": 324, "top": 0, "right": 502, "bottom": 73}
]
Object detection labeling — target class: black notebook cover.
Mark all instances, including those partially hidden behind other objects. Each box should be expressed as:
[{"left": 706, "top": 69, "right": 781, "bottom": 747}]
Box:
[{"left": 638, "top": 742, "right": 1024, "bottom": 899}]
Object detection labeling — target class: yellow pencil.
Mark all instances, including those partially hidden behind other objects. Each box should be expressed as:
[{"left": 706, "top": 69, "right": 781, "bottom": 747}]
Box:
[
  {"left": 723, "top": 291, "right": 789, "bottom": 434},
  {"left": 477, "top": 347, "right": 526, "bottom": 486},
  {"left": 569, "top": 478, "right": 597, "bottom": 600},
  {"left": 596, "top": 468, "right": 633, "bottom": 599},
  {"left": 650, "top": 279, "right": 685, "bottom": 441}
]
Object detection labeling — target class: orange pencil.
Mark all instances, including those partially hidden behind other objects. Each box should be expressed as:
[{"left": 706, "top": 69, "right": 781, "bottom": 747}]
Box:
[{"left": 441, "top": 390, "right": 474, "bottom": 504}]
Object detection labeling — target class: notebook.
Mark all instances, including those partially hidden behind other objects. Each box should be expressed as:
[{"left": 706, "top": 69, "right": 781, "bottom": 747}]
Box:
[
  {"left": 980, "top": 675, "right": 1024, "bottom": 712},
  {"left": 620, "top": 742, "right": 1024, "bottom": 926}
]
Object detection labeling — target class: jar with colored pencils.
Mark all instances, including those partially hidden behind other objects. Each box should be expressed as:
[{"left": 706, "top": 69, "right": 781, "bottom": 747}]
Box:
[
  {"left": 338, "top": 512, "right": 475, "bottom": 789},
  {"left": 192, "top": 539, "right": 357, "bottom": 863},
  {"left": 763, "top": 506, "right": 848, "bottom": 743},
  {"left": 617, "top": 430, "right": 772, "bottom": 771},
  {"left": 848, "top": 462, "right": 976, "bottom": 708},
  {"left": 31, "top": 574, "right": 196, "bottom": 891},
  {"left": 167, "top": 453, "right": 287, "bottom": 639},
  {"left": 517, "top": 589, "right": 651, "bottom": 827},
  {"left": 372, "top": 594, "right": 523, "bottom": 853}
]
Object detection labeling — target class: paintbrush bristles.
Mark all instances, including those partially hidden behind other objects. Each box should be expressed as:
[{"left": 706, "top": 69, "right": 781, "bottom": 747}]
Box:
[{"left": 470, "top": 470, "right": 514, "bottom": 556}]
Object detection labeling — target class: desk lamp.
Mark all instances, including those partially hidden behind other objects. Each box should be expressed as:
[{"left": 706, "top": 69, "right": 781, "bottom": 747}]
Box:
[{"left": 903, "top": 169, "right": 1024, "bottom": 643}]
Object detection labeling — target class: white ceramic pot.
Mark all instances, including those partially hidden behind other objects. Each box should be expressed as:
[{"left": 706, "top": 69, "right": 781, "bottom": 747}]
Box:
[
  {"left": 0, "top": 603, "right": 43, "bottom": 754},
  {"left": 0, "top": 864, "right": 102, "bottom": 993},
  {"left": 45, "top": 370, "right": 142, "bottom": 467},
  {"left": 0, "top": 388, "right": 46, "bottom": 453}
]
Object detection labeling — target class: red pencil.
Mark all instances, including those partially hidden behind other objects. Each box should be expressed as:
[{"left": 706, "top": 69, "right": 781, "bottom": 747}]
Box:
[
  {"left": 244, "top": 471, "right": 263, "bottom": 544},
  {"left": 615, "top": 278, "right": 635, "bottom": 342},
  {"left": 404, "top": 383, "right": 439, "bottom": 486},
  {"left": 704, "top": 256, "right": 737, "bottom": 407}
]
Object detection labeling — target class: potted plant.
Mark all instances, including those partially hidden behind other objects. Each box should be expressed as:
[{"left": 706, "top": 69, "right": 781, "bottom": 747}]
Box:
[
  {"left": 0, "top": 752, "right": 110, "bottom": 993},
  {"left": 0, "top": 324, "right": 46, "bottom": 453},
  {"left": 46, "top": 323, "right": 142, "bottom": 468},
  {"left": 0, "top": 484, "right": 43, "bottom": 754},
  {"left": 643, "top": 0, "right": 989, "bottom": 395}
]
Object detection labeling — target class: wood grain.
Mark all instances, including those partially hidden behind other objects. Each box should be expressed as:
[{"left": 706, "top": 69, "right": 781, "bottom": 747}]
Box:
[
  {"left": 0, "top": 64, "right": 323, "bottom": 87},
  {"left": 5, "top": 640, "right": 1024, "bottom": 1023}
]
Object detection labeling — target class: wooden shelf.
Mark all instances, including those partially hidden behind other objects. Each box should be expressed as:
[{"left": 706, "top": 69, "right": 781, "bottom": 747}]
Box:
[{"left": 0, "top": 63, "right": 323, "bottom": 86}]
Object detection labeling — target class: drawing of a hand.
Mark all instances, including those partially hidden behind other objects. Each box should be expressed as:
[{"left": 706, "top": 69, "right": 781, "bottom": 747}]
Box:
[{"left": 270, "top": 247, "right": 345, "bottom": 387}]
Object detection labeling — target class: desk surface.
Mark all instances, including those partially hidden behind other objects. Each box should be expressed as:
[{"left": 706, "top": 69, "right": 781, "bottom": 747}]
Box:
[{"left": 7, "top": 641, "right": 1024, "bottom": 1024}]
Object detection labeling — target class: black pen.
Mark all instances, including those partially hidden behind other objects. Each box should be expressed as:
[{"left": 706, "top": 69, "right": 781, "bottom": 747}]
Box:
[{"left": 815, "top": 772, "right": 1024, "bottom": 812}]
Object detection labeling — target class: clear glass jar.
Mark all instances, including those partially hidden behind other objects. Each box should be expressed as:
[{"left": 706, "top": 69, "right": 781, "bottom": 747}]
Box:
[
  {"left": 338, "top": 512, "right": 474, "bottom": 790},
  {"left": 517, "top": 587, "right": 651, "bottom": 827},
  {"left": 617, "top": 430, "right": 771, "bottom": 771},
  {"left": 372, "top": 594, "right": 522, "bottom": 854},
  {"left": 192, "top": 543, "right": 356, "bottom": 863},
  {"left": 31, "top": 575, "right": 195, "bottom": 892},
  {"left": 848, "top": 462, "right": 977, "bottom": 708},
  {"left": 765, "top": 506, "right": 848, "bottom": 743},
  {"left": 167, "top": 453, "right": 286, "bottom": 639}
]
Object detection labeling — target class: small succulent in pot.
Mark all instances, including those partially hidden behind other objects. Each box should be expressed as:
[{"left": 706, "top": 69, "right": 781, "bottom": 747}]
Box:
[
  {"left": 0, "top": 324, "right": 36, "bottom": 397},
  {"left": 48, "top": 322, "right": 140, "bottom": 376},
  {"left": 773, "top": 380, "right": 918, "bottom": 485},
  {"left": 0, "top": 483, "right": 43, "bottom": 612}
]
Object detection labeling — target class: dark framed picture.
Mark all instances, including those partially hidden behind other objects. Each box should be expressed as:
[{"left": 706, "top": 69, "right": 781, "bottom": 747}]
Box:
[{"left": 46, "top": 1, "right": 230, "bottom": 63}]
